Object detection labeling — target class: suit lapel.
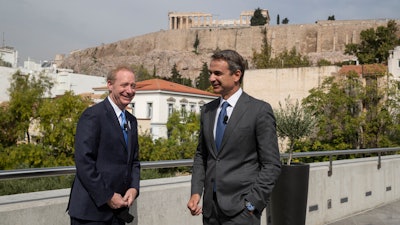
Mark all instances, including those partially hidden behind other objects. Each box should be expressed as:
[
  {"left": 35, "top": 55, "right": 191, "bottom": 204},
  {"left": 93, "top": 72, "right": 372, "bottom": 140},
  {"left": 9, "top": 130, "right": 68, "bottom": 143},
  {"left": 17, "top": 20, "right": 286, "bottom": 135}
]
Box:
[
  {"left": 204, "top": 99, "right": 220, "bottom": 156},
  {"left": 125, "top": 114, "right": 137, "bottom": 161},
  {"left": 218, "top": 93, "right": 249, "bottom": 152},
  {"left": 104, "top": 98, "right": 127, "bottom": 150}
]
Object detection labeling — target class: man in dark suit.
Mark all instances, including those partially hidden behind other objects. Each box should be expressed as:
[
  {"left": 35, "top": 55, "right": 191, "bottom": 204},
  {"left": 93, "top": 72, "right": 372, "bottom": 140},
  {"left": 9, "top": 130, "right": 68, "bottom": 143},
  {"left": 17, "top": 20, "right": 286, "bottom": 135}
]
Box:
[
  {"left": 68, "top": 65, "right": 140, "bottom": 225},
  {"left": 187, "top": 50, "right": 281, "bottom": 225}
]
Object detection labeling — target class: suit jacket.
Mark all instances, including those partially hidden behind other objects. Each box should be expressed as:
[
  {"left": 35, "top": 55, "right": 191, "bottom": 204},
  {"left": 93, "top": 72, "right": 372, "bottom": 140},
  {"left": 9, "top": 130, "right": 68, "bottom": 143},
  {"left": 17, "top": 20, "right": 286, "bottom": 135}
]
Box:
[
  {"left": 191, "top": 92, "right": 281, "bottom": 217},
  {"left": 68, "top": 98, "right": 140, "bottom": 221}
]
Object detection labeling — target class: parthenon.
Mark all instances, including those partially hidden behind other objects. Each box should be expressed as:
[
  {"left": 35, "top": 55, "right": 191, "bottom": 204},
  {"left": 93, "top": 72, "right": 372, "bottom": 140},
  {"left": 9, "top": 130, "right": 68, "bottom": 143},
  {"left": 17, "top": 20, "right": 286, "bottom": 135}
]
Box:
[{"left": 168, "top": 9, "right": 269, "bottom": 30}]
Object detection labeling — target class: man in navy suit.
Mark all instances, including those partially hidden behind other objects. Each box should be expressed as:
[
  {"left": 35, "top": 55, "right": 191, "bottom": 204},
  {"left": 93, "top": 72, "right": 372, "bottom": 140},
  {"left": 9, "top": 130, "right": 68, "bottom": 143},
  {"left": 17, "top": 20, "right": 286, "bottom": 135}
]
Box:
[
  {"left": 68, "top": 65, "right": 140, "bottom": 225},
  {"left": 187, "top": 50, "right": 281, "bottom": 225}
]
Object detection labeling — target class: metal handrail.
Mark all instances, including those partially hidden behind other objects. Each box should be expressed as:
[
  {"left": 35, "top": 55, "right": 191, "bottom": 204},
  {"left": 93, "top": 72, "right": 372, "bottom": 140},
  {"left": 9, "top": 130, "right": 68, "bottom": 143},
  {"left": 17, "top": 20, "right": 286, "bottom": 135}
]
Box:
[
  {"left": 1, "top": 148, "right": 399, "bottom": 180},
  {"left": 0, "top": 159, "right": 194, "bottom": 181},
  {"left": 280, "top": 147, "right": 400, "bottom": 176}
]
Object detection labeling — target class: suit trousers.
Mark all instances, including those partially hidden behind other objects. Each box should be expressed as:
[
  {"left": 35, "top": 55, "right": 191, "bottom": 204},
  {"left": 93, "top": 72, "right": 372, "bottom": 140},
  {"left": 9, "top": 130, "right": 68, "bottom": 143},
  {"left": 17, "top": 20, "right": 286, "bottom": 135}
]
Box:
[
  {"left": 203, "top": 193, "right": 261, "bottom": 225},
  {"left": 70, "top": 216, "right": 125, "bottom": 225}
]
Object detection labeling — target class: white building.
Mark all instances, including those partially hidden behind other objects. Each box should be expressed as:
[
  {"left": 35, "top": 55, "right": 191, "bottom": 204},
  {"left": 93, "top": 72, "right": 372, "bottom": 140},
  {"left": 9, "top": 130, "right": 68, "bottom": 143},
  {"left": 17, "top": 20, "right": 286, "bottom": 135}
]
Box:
[
  {"left": 388, "top": 46, "right": 400, "bottom": 80},
  {"left": 94, "top": 79, "right": 218, "bottom": 139},
  {"left": 0, "top": 46, "right": 18, "bottom": 68},
  {"left": 0, "top": 63, "right": 106, "bottom": 103}
]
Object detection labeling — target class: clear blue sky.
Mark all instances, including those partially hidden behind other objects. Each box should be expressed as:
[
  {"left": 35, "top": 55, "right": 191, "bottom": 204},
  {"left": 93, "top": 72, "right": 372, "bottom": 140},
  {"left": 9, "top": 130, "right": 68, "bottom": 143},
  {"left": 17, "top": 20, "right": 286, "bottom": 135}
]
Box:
[{"left": 1, "top": 0, "right": 399, "bottom": 64}]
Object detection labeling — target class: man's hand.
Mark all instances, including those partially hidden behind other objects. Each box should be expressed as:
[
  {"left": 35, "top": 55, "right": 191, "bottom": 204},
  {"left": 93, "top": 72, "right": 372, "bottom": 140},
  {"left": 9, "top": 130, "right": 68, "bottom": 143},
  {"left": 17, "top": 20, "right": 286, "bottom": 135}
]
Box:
[
  {"left": 107, "top": 193, "right": 128, "bottom": 209},
  {"left": 123, "top": 188, "right": 138, "bottom": 207},
  {"left": 187, "top": 194, "right": 202, "bottom": 216}
]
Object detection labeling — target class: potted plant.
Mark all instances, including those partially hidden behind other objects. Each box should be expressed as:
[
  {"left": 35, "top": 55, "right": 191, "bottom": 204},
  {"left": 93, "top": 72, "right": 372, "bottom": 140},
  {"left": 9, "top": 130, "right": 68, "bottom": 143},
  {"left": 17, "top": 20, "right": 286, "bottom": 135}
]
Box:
[{"left": 270, "top": 96, "right": 315, "bottom": 225}]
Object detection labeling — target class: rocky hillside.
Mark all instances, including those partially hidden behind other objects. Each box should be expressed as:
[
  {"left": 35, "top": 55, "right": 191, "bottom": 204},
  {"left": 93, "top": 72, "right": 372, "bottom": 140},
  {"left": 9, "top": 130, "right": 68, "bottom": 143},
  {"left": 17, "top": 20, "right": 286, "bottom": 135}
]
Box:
[{"left": 58, "top": 19, "right": 397, "bottom": 80}]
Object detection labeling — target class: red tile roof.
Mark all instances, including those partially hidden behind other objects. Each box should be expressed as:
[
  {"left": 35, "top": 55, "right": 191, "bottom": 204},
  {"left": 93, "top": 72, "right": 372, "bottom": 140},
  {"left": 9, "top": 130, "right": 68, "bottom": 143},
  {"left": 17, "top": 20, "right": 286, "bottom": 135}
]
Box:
[
  {"left": 136, "top": 79, "right": 218, "bottom": 97},
  {"left": 93, "top": 79, "right": 218, "bottom": 97},
  {"left": 339, "top": 64, "right": 387, "bottom": 76}
]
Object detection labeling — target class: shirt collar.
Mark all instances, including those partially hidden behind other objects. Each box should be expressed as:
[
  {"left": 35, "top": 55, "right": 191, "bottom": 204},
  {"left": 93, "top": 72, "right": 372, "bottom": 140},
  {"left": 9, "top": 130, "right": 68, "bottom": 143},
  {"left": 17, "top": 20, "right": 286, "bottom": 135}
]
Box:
[
  {"left": 108, "top": 96, "right": 124, "bottom": 117},
  {"left": 220, "top": 88, "right": 243, "bottom": 108}
]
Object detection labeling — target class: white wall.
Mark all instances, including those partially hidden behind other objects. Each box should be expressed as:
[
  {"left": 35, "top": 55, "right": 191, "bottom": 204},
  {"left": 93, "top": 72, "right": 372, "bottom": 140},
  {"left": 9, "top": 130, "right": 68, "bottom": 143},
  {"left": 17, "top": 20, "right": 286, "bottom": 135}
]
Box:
[
  {"left": 243, "top": 66, "right": 340, "bottom": 109},
  {"left": 0, "top": 47, "right": 18, "bottom": 68},
  {"left": 0, "top": 66, "right": 106, "bottom": 103},
  {"left": 0, "top": 66, "right": 17, "bottom": 102},
  {"left": 388, "top": 46, "right": 400, "bottom": 80},
  {"left": 132, "top": 90, "right": 217, "bottom": 139}
]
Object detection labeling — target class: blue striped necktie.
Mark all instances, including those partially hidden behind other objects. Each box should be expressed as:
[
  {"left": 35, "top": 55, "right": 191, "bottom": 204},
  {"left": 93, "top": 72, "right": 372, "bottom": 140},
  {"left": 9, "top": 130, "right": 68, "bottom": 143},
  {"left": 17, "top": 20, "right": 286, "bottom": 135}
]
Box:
[
  {"left": 215, "top": 102, "right": 229, "bottom": 151},
  {"left": 120, "top": 111, "right": 128, "bottom": 145}
]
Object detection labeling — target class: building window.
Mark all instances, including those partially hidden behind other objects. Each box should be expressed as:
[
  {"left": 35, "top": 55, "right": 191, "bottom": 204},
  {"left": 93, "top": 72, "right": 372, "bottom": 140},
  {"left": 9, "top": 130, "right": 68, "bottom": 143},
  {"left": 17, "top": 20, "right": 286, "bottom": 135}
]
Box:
[
  {"left": 147, "top": 102, "right": 153, "bottom": 118},
  {"left": 180, "top": 104, "right": 187, "bottom": 117},
  {"left": 190, "top": 104, "right": 196, "bottom": 113},
  {"left": 130, "top": 103, "right": 135, "bottom": 115},
  {"left": 168, "top": 103, "right": 174, "bottom": 117}
]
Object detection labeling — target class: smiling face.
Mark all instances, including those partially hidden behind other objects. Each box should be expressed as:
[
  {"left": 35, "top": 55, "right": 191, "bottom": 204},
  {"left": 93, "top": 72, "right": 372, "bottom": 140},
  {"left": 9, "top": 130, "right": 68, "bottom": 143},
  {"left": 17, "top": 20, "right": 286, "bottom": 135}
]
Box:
[
  {"left": 209, "top": 59, "right": 241, "bottom": 100},
  {"left": 107, "top": 68, "right": 136, "bottom": 110}
]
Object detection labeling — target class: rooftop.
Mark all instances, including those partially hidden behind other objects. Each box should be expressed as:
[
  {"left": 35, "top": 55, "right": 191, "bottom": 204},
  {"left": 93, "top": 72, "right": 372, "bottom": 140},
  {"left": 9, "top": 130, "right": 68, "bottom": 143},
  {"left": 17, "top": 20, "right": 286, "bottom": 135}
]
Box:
[{"left": 94, "top": 78, "right": 218, "bottom": 97}]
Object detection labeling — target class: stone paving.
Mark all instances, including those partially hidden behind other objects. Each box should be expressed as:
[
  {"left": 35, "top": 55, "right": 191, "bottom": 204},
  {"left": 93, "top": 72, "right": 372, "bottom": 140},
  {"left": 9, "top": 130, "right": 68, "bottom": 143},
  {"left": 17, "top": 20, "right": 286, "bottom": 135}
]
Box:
[{"left": 327, "top": 199, "right": 400, "bottom": 225}]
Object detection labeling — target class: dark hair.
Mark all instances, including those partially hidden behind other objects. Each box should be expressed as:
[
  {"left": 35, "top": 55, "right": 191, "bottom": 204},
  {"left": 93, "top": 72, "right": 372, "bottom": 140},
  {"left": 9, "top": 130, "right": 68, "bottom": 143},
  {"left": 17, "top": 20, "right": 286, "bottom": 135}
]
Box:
[
  {"left": 211, "top": 49, "right": 246, "bottom": 83},
  {"left": 107, "top": 65, "right": 135, "bottom": 83}
]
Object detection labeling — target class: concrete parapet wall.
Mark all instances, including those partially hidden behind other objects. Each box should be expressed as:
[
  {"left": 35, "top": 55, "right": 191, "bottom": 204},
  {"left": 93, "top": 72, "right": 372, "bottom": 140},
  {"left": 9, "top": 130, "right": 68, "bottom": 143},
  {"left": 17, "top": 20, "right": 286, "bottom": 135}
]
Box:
[
  {"left": 0, "top": 156, "right": 399, "bottom": 225},
  {"left": 307, "top": 155, "right": 400, "bottom": 224}
]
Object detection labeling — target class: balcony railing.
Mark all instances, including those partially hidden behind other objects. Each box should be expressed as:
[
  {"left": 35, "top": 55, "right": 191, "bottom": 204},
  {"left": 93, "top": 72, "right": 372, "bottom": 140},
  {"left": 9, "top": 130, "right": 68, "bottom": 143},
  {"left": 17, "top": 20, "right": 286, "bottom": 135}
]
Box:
[{"left": 1, "top": 147, "right": 399, "bottom": 181}]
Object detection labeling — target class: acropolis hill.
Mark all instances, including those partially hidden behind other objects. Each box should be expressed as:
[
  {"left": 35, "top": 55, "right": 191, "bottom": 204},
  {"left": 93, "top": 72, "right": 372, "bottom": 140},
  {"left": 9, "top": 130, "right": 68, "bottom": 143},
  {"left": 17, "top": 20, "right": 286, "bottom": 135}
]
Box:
[{"left": 58, "top": 18, "right": 400, "bottom": 79}]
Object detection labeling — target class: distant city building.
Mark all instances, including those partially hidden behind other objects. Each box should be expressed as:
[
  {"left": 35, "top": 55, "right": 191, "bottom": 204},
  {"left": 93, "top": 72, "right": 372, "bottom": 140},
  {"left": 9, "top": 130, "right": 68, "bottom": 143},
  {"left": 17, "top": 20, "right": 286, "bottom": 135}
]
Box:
[
  {"left": 168, "top": 9, "right": 269, "bottom": 30},
  {"left": 388, "top": 46, "right": 400, "bottom": 80},
  {"left": 0, "top": 46, "right": 18, "bottom": 68},
  {"left": 0, "top": 60, "right": 106, "bottom": 103}
]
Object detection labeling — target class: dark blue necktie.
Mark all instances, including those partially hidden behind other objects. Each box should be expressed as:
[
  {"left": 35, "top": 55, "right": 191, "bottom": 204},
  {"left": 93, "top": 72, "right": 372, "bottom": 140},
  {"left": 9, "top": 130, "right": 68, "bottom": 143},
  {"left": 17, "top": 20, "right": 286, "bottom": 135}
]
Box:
[
  {"left": 120, "top": 111, "right": 128, "bottom": 145},
  {"left": 215, "top": 101, "right": 229, "bottom": 151}
]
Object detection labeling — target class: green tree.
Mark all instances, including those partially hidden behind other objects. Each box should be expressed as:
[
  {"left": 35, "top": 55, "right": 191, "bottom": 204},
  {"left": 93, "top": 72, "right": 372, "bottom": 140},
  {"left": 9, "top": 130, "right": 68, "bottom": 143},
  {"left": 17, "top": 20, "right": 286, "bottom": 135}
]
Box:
[
  {"left": 166, "top": 111, "right": 199, "bottom": 158},
  {"left": 277, "top": 14, "right": 280, "bottom": 25},
  {"left": 38, "top": 91, "right": 90, "bottom": 158},
  {"left": 7, "top": 71, "right": 53, "bottom": 144},
  {"left": 250, "top": 8, "right": 267, "bottom": 26},
  {"left": 196, "top": 62, "right": 211, "bottom": 90},
  {"left": 282, "top": 18, "right": 289, "bottom": 24},
  {"left": 132, "top": 64, "right": 155, "bottom": 81},
  {"left": 275, "top": 96, "right": 315, "bottom": 165},
  {"left": 271, "top": 47, "right": 311, "bottom": 68},
  {"left": 328, "top": 15, "right": 335, "bottom": 20},
  {"left": 302, "top": 74, "right": 364, "bottom": 150},
  {"left": 252, "top": 28, "right": 273, "bottom": 68},
  {"left": 181, "top": 77, "right": 193, "bottom": 87},
  {"left": 344, "top": 20, "right": 400, "bottom": 64},
  {"left": 317, "top": 59, "right": 332, "bottom": 66},
  {"left": 167, "top": 63, "right": 193, "bottom": 87},
  {"left": 193, "top": 33, "right": 200, "bottom": 54},
  {"left": 0, "top": 144, "right": 61, "bottom": 169},
  {"left": 302, "top": 69, "right": 400, "bottom": 150},
  {"left": 253, "top": 30, "right": 311, "bottom": 69},
  {"left": 138, "top": 110, "right": 200, "bottom": 161},
  {"left": 0, "top": 103, "right": 19, "bottom": 147},
  {"left": 169, "top": 63, "right": 182, "bottom": 83}
]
